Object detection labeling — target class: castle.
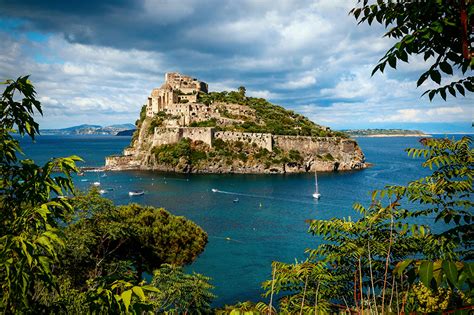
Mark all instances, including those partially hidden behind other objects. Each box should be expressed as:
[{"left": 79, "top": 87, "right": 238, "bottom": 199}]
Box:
[
  {"left": 105, "top": 72, "right": 366, "bottom": 173},
  {"left": 146, "top": 72, "right": 209, "bottom": 121},
  {"left": 139, "top": 72, "right": 357, "bottom": 154}
]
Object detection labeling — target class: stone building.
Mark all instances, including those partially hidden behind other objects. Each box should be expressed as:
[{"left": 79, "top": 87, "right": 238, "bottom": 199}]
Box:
[{"left": 146, "top": 72, "right": 208, "bottom": 117}]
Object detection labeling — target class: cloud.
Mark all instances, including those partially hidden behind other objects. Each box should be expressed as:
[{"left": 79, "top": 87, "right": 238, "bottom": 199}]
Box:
[
  {"left": 372, "top": 106, "right": 468, "bottom": 123},
  {"left": 246, "top": 89, "right": 279, "bottom": 99},
  {"left": 0, "top": 0, "right": 472, "bottom": 132}
]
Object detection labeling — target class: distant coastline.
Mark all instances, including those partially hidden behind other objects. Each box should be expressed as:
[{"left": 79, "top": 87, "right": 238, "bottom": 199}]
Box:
[
  {"left": 342, "top": 128, "right": 430, "bottom": 138},
  {"left": 41, "top": 124, "right": 135, "bottom": 136},
  {"left": 351, "top": 134, "right": 432, "bottom": 138}
]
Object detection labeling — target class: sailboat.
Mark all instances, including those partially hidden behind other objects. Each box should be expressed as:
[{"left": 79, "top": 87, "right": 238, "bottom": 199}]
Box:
[{"left": 312, "top": 171, "right": 321, "bottom": 199}]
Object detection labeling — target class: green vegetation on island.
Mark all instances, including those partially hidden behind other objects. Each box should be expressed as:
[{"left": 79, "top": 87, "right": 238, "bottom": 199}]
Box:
[
  {"left": 197, "top": 90, "right": 347, "bottom": 137},
  {"left": 151, "top": 137, "right": 314, "bottom": 172}
]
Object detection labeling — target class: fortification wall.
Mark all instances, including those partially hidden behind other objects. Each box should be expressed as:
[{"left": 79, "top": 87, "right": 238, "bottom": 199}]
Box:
[
  {"left": 273, "top": 136, "right": 358, "bottom": 155},
  {"left": 151, "top": 126, "right": 358, "bottom": 158},
  {"left": 153, "top": 127, "right": 182, "bottom": 147},
  {"left": 181, "top": 127, "right": 214, "bottom": 146},
  {"left": 273, "top": 136, "right": 341, "bottom": 154},
  {"left": 153, "top": 127, "right": 213, "bottom": 147},
  {"left": 215, "top": 131, "right": 273, "bottom": 151}
]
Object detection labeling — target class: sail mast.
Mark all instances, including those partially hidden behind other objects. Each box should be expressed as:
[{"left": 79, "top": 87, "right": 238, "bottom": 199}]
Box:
[{"left": 315, "top": 171, "right": 319, "bottom": 194}]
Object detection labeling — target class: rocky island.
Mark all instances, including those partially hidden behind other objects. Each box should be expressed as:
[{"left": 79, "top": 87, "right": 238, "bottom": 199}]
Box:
[{"left": 105, "top": 72, "right": 367, "bottom": 174}]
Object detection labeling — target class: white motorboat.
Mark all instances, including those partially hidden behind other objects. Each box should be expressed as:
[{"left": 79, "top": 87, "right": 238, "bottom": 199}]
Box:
[
  {"left": 129, "top": 190, "right": 145, "bottom": 196},
  {"left": 211, "top": 188, "right": 218, "bottom": 192}
]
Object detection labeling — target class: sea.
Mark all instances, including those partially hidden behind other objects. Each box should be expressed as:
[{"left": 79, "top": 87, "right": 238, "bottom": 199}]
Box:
[{"left": 17, "top": 134, "right": 467, "bottom": 306}]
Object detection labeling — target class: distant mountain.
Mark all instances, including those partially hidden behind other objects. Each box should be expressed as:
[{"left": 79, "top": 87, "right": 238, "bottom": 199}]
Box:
[{"left": 41, "top": 124, "right": 136, "bottom": 135}]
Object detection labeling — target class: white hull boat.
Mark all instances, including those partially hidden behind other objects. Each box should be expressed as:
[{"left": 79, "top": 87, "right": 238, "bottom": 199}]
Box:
[{"left": 129, "top": 190, "right": 145, "bottom": 196}]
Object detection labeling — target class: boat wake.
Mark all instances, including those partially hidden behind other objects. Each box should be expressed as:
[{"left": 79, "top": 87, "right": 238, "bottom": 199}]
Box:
[{"left": 211, "top": 189, "right": 317, "bottom": 205}]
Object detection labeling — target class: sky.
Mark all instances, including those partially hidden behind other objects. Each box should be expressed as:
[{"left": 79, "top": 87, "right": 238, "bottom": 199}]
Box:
[{"left": 0, "top": 0, "right": 472, "bottom": 133}]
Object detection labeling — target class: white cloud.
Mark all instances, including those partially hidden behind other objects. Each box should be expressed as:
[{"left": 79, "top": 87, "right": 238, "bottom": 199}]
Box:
[
  {"left": 372, "top": 106, "right": 468, "bottom": 123},
  {"left": 246, "top": 89, "right": 279, "bottom": 99}
]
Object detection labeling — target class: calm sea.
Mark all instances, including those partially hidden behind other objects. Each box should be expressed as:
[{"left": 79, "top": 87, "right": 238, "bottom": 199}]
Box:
[{"left": 18, "top": 134, "right": 465, "bottom": 306}]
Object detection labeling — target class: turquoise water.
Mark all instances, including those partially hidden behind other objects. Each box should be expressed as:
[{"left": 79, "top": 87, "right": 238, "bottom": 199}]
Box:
[{"left": 18, "top": 134, "right": 455, "bottom": 306}]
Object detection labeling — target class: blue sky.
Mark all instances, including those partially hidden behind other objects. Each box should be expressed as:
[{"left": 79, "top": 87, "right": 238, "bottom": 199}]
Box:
[{"left": 1, "top": 0, "right": 472, "bottom": 132}]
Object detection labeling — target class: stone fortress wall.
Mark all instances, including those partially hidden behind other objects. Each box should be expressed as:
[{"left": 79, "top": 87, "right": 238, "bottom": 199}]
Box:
[
  {"left": 151, "top": 126, "right": 358, "bottom": 157},
  {"left": 214, "top": 131, "right": 272, "bottom": 152}
]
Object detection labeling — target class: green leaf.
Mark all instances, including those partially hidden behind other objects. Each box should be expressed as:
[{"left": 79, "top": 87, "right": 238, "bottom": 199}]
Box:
[
  {"left": 121, "top": 289, "right": 132, "bottom": 312},
  {"left": 456, "top": 84, "right": 465, "bottom": 96},
  {"left": 442, "top": 260, "right": 458, "bottom": 288},
  {"left": 388, "top": 55, "right": 397, "bottom": 69},
  {"left": 419, "top": 261, "right": 434, "bottom": 288},
  {"left": 395, "top": 259, "right": 413, "bottom": 275},
  {"left": 448, "top": 86, "right": 456, "bottom": 97},
  {"left": 428, "top": 90, "right": 436, "bottom": 101},
  {"left": 464, "top": 81, "right": 474, "bottom": 92},
  {"left": 417, "top": 73, "right": 429, "bottom": 87},
  {"left": 430, "top": 70, "right": 441, "bottom": 84},
  {"left": 440, "top": 88, "right": 447, "bottom": 100},
  {"left": 132, "top": 286, "right": 146, "bottom": 301},
  {"left": 439, "top": 62, "right": 453, "bottom": 75}
]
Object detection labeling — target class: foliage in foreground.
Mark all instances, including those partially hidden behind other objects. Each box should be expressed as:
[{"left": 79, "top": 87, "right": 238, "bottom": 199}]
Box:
[
  {"left": 0, "top": 77, "right": 214, "bottom": 313},
  {"left": 0, "top": 76, "right": 82, "bottom": 312},
  {"left": 263, "top": 136, "right": 473, "bottom": 314},
  {"left": 351, "top": 0, "right": 474, "bottom": 101}
]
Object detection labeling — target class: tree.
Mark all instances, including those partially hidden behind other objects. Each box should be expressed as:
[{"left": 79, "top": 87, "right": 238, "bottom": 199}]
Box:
[
  {"left": 351, "top": 0, "right": 474, "bottom": 101},
  {"left": 60, "top": 189, "right": 208, "bottom": 286},
  {"left": 0, "top": 77, "right": 214, "bottom": 313},
  {"left": 149, "top": 264, "right": 215, "bottom": 314},
  {"left": 238, "top": 86, "right": 246, "bottom": 97},
  {"left": 0, "top": 76, "right": 81, "bottom": 312}
]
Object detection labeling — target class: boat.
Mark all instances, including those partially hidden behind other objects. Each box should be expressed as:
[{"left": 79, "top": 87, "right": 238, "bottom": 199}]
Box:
[
  {"left": 92, "top": 181, "right": 101, "bottom": 186},
  {"left": 101, "top": 173, "right": 107, "bottom": 177},
  {"left": 312, "top": 171, "right": 321, "bottom": 199},
  {"left": 233, "top": 198, "right": 239, "bottom": 203},
  {"left": 129, "top": 190, "right": 145, "bottom": 196},
  {"left": 99, "top": 189, "right": 107, "bottom": 194},
  {"left": 211, "top": 188, "right": 218, "bottom": 193},
  {"left": 78, "top": 172, "right": 84, "bottom": 176},
  {"left": 80, "top": 179, "right": 89, "bottom": 182}
]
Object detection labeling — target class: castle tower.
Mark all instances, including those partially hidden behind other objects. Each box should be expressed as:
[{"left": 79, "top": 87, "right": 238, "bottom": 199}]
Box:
[{"left": 146, "top": 72, "right": 207, "bottom": 117}]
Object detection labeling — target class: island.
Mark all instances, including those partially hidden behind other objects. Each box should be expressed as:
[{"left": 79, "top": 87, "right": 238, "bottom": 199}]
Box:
[
  {"left": 41, "top": 124, "right": 136, "bottom": 136},
  {"left": 105, "top": 72, "right": 367, "bottom": 174},
  {"left": 342, "top": 129, "right": 430, "bottom": 137}
]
